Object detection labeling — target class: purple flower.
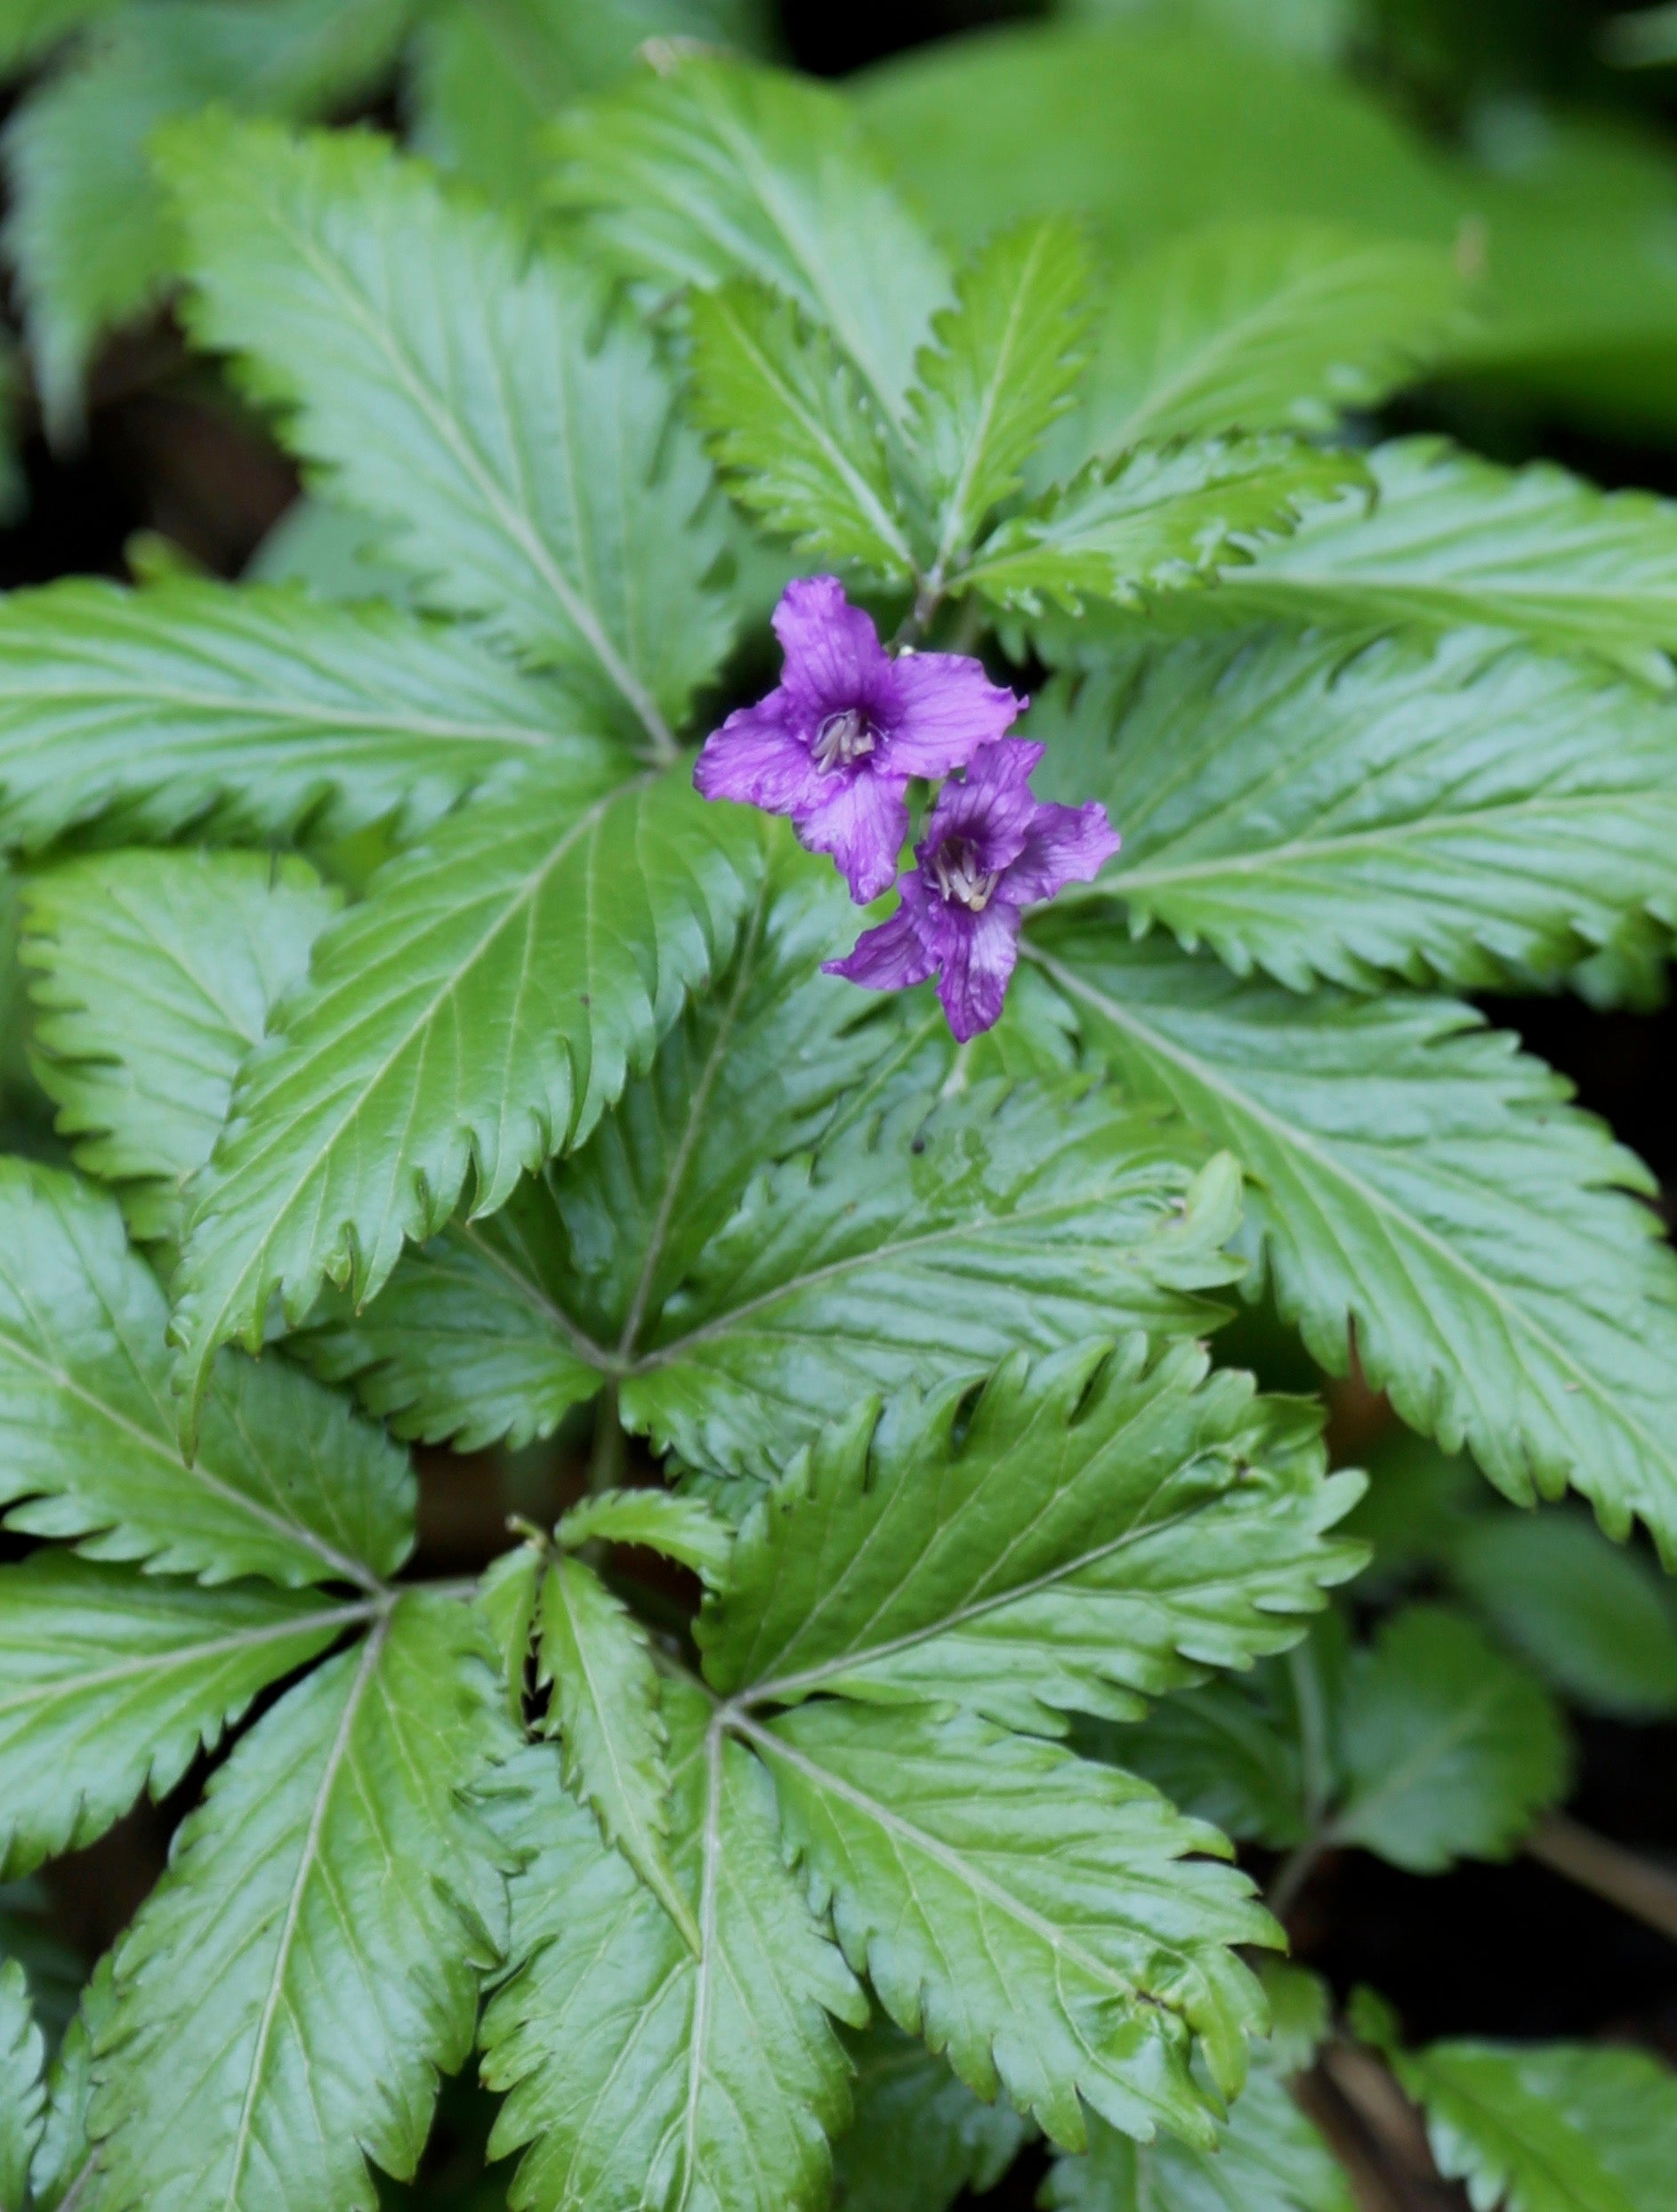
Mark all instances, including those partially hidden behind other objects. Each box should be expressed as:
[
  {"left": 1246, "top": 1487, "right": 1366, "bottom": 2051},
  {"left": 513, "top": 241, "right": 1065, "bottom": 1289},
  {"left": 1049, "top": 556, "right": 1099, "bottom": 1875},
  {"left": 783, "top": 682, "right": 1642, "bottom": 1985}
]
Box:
[
  {"left": 825, "top": 739, "right": 1119, "bottom": 1042},
  {"left": 693, "top": 574, "right": 1024, "bottom": 902}
]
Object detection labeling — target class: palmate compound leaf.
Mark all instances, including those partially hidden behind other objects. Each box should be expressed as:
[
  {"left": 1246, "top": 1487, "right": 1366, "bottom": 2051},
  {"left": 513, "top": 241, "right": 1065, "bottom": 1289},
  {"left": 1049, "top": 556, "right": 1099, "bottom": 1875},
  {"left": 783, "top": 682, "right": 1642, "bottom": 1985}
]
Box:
[
  {"left": 157, "top": 116, "right": 732, "bottom": 753},
  {"left": 1026, "top": 925, "right": 1677, "bottom": 1560},
  {"left": 0, "top": 1160, "right": 413, "bottom": 1589},
  {"left": 957, "top": 437, "right": 1367, "bottom": 618},
  {"left": 88, "top": 1593, "right": 511, "bottom": 2212},
  {"left": 0, "top": 577, "right": 616, "bottom": 855},
  {"left": 0, "top": 1552, "right": 359, "bottom": 1879},
  {"left": 699, "top": 1336, "right": 1365, "bottom": 1732},
  {"left": 170, "top": 757, "right": 764, "bottom": 1433},
  {"left": 549, "top": 52, "right": 951, "bottom": 430},
  {"left": 0, "top": 1957, "right": 45, "bottom": 2212},
  {"left": 830, "top": 2022, "right": 1031, "bottom": 2212},
  {"left": 479, "top": 1693, "right": 867, "bottom": 2212},
  {"left": 23, "top": 848, "right": 340, "bottom": 1244},
  {"left": 1026, "top": 627, "right": 1677, "bottom": 992}
]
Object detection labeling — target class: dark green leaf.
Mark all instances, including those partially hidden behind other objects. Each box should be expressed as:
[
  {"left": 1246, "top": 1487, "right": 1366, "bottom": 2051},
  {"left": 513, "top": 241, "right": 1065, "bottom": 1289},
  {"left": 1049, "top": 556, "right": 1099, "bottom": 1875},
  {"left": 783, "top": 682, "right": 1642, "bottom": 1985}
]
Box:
[
  {"left": 0, "top": 1958, "right": 44, "bottom": 2212},
  {"left": 832, "top": 2022, "right": 1029, "bottom": 2212}
]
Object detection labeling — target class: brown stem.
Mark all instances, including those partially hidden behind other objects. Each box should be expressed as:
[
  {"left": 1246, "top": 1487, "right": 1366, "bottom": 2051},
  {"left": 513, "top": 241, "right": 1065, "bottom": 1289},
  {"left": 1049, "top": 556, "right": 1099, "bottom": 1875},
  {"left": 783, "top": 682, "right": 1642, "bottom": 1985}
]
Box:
[
  {"left": 1306, "top": 2046, "right": 1465, "bottom": 2212},
  {"left": 1526, "top": 1811, "right": 1677, "bottom": 1943}
]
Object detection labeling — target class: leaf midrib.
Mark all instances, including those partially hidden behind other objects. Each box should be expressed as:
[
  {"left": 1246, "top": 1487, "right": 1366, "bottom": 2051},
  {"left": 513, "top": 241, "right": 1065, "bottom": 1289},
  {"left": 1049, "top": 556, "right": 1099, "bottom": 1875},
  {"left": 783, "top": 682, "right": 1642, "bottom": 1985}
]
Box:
[{"left": 0, "top": 1600, "right": 369, "bottom": 1719}]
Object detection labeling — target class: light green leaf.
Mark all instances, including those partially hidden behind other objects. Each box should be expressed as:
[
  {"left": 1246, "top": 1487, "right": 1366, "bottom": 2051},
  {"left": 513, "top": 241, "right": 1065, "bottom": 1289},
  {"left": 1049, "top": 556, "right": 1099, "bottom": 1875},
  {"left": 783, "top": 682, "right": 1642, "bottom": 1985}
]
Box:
[
  {"left": 245, "top": 496, "right": 419, "bottom": 608},
  {"left": 537, "top": 1554, "right": 697, "bottom": 1950},
  {"left": 0, "top": 1552, "right": 356, "bottom": 1880},
  {"left": 27, "top": 1960, "right": 112, "bottom": 2212},
  {"left": 23, "top": 848, "right": 339, "bottom": 1244},
  {"left": 0, "top": 577, "right": 610, "bottom": 855},
  {"left": 478, "top": 1540, "right": 543, "bottom": 1727},
  {"left": 556, "top": 1489, "right": 734, "bottom": 1589},
  {"left": 749, "top": 1699, "right": 1276, "bottom": 2148},
  {"left": 1444, "top": 1512, "right": 1677, "bottom": 1722},
  {"left": 624, "top": 1078, "right": 1246, "bottom": 1481},
  {"left": 1056, "top": 220, "right": 1461, "bottom": 462},
  {"left": 910, "top": 216, "right": 1092, "bottom": 575},
  {"left": 0, "top": 1161, "right": 413, "bottom": 1589},
  {"left": 1385, "top": 2035, "right": 1677, "bottom": 2212},
  {"left": 689, "top": 279, "right": 917, "bottom": 581},
  {"left": 832, "top": 2022, "right": 1029, "bottom": 2212},
  {"left": 171, "top": 759, "right": 762, "bottom": 1428},
  {"left": 1028, "top": 927, "right": 1677, "bottom": 1560},
  {"left": 1331, "top": 1606, "right": 1570, "bottom": 1873},
  {"left": 1042, "top": 2068, "right": 1355, "bottom": 2212},
  {"left": 0, "top": 1, "right": 119, "bottom": 76},
  {"left": 701, "top": 1337, "right": 1362, "bottom": 1730},
  {"left": 1028, "top": 628, "right": 1677, "bottom": 991},
  {"left": 480, "top": 1695, "right": 865, "bottom": 2212},
  {"left": 89, "top": 1594, "right": 507, "bottom": 2212},
  {"left": 0, "top": 1958, "right": 45, "bottom": 2212},
  {"left": 158, "top": 115, "right": 731, "bottom": 749},
  {"left": 549, "top": 52, "right": 950, "bottom": 427},
  {"left": 959, "top": 437, "right": 1366, "bottom": 615}
]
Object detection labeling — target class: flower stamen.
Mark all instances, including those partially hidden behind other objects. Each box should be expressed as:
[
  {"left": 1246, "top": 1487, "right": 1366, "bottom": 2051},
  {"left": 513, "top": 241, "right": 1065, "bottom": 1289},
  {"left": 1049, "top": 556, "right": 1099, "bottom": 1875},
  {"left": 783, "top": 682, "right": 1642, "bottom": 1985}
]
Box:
[
  {"left": 811, "top": 707, "right": 879, "bottom": 772},
  {"left": 932, "top": 836, "right": 999, "bottom": 912}
]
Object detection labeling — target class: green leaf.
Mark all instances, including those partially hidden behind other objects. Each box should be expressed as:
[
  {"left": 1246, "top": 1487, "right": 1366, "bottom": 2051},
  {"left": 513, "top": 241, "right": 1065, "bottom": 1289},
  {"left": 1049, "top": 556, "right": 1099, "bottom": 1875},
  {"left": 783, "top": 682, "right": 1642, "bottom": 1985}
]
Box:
[
  {"left": 1386, "top": 2035, "right": 1677, "bottom": 2212},
  {"left": 556, "top": 1489, "right": 734, "bottom": 1588},
  {"left": 1028, "top": 927, "right": 1677, "bottom": 1560},
  {"left": 1331, "top": 1606, "right": 1569, "bottom": 1873},
  {"left": 701, "top": 1337, "right": 1363, "bottom": 1731},
  {"left": 959, "top": 437, "right": 1366, "bottom": 615},
  {"left": 0, "top": 1958, "right": 45, "bottom": 2212},
  {"left": 0, "top": 1160, "right": 413, "bottom": 1589},
  {"left": 1176, "top": 438, "right": 1677, "bottom": 682},
  {"left": 0, "top": 1552, "right": 356, "bottom": 1880},
  {"left": 28, "top": 1960, "right": 112, "bottom": 2212},
  {"left": 1097, "top": 1676, "right": 1311, "bottom": 1853},
  {"left": 1042, "top": 2068, "right": 1355, "bottom": 2212},
  {"left": 0, "top": 1, "right": 119, "bottom": 76},
  {"left": 23, "top": 848, "right": 339, "bottom": 1243},
  {"left": 5, "top": 0, "right": 415, "bottom": 437},
  {"left": 171, "top": 759, "right": 763, "bottom": 1429},
  {"left": 1028, "top": 628, "right": 1677, "bottom": 991},
  {"left": 832, "top": 2022, "right": 1030, "bottom": 2212},
  {"left": 536, "top": 1554, "right": 698, "bottom": 1951},
  {"left": 623, "top": 1078, "right": 1246, "bottom": 1481},
  {"left": 480, "top": 1692, "right": 865, "bottom": 2212},
  {"left": 909, "top": 216, "right": 1092, "bottom": 575},
  {"left": 89, "top": 1594, "right": 507, "bottom": 2212},
  {"left": 549, "top": 52, "right": 950, "bottom": 427},
  {"left": 1054, "top": 220, "right": 1460, "bottom": 462},
  {"left": 478, "top": 1542, "right": 543, "bottom": 1726},
  {"left": 689, "top": 279, "right": 917, "bottom": 581},
  {"left": 157, "top": 116, "right": 731, "bottom": 750},
  {"left": 0, "top": 577, "right": 612, "bottom": 855},
  {"left": 748, "top": 1699, "right": 1276, "bottom": 2149},
  {"left": 1444, "top": 1511, "right": 1677, "bottom": 1722}
]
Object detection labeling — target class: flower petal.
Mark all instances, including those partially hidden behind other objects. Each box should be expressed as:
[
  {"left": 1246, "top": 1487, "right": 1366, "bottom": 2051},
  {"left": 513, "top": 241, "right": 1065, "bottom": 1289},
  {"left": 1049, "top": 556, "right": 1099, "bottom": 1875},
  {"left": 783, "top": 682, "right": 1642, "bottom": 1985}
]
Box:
[
  {"left": 920, "top": 739, "right": 1044, "bottom": 876},
  {"left": 773, "top": 575, "right": 895, "bottom": 726},
  {"left": 694, "top": 691, "right": 823, "bottom": 813},
  {"left": 936, "top": 901, "right": 1021, "bottom": 1042},
  {"left": 824, "top": 895, "right": 940, "bottom": 993},
  {"left": 887, "top": 652, "right": 1025, "bottom": 777},
  {"left": 795, "top": 768, "right": 911, "bottom": 903},
  {"left": 1005, "top": 798, "right": 1122, "bottom": 907}
]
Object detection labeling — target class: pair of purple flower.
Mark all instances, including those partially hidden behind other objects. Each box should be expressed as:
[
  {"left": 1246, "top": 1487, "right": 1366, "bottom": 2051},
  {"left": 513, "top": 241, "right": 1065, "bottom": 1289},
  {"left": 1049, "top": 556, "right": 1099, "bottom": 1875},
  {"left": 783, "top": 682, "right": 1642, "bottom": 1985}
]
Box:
[{"left": 694, "top": 577, "right": 1118, "bottom": 1041}]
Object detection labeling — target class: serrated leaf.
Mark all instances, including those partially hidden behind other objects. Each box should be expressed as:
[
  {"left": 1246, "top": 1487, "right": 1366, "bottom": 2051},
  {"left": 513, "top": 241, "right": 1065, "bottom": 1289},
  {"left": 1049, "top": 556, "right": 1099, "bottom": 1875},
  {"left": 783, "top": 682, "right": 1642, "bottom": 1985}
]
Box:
[
  {"left": 1444, "top": 1511, "right": 1677, "bottom": 1722},
  {"left": 549, "top": 52, "right": 949, "bottom": 427},
  {"left": 910, "top": 216, "right": 1092, "bottom": 575},
  {"left": 1331, "top": 1605, "right": 1570, "bottom": 1872},
  {"left": 1042, "top": 2066, "right": 1355, "bottom": 2212},
  {"left": 702, "top": 1337, "right": 1362, "bottom": 1730},
  {"left": 1028, "top": 927, "right": 1677, "bottom": 1560},
  {"left": 959, "top": 437, "right": 1366, "bottom": 615},
  {"left": 689, "top": 279, "right": 917, "bottom": 581},
  {"left": 625, "top": 1078, "right": 1245, "bottom": 1481},
  {"left": 27, "top": 1959, "right": 112, "bottom": 2212},
  {"left": 0, "top": 1553, "right": 358, "bottom": 1880},
  {"left": 833, "top": 2022, "right": 1029, "bottom": 2212},
  {"left": 157, "top": 116, "right": 731, "bottom": 748},
  {"left": 1029, "top": 628, "right": 1677, "bottom": 992},
  {"left": 1054, "top": 221, "right": 1461, "bottom": 463},
  {"left": 536, "top": 1554, "right": 697, "bottom": 1951},
  {"left": 171, "top": 759, "right": 762, "bottom": 1429},
  {"left": 749, "top": 1699, "right": 1275, "bottom": 2150},
  {"left": 0, "top": 1161, "right": 413, "bottom": 1588},
  {"left": 480, "top": 1692, "right": 865, "bottom": 2212},
  {"left": 0, "top": 577, "right": 613, "bottom": 856},
  {"left": 0, "top": 1958, "right": 45, "bottom": 2212},
  {"left": 1397, "top": 2038, "right": 1677, "bottom": 2212},
  {"left": 89, "top": 1594, "right": 507, "bottom": 2212},
  {"left": 556, "top": 1489, "right": 733, "bottom": 1588},
  {"left": 23, "top": 848, "right": 339, "bottom": 1244},
  {"left": 1097, "top": 1652, "right": 1320, "bottom": 1853},
  {"left": 478, "top": 1542, "right": 543, "bottom": 1727}
]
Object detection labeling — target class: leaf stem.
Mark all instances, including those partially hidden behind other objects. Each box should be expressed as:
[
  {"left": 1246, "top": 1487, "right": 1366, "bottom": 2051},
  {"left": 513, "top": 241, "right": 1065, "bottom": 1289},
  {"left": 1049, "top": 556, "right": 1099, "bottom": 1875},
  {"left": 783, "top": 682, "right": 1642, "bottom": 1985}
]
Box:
[
  {"left": 588, "top": 1383, "right": 625, "bottom": 1497},
  {"left": 1526, "top": 1811, "right": 1677, "bottom": 1943},
  {"left": 1267, "top": 1834, "right": 1329, "bottom": 1920}
]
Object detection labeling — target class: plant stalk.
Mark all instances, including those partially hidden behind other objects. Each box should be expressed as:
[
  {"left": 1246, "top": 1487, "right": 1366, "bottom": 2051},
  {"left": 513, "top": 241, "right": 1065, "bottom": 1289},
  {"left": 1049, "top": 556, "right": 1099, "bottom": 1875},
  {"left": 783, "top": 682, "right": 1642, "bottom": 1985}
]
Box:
[{"left": 1526, "top": 1811, "right": 1677, "bottom": 1943}]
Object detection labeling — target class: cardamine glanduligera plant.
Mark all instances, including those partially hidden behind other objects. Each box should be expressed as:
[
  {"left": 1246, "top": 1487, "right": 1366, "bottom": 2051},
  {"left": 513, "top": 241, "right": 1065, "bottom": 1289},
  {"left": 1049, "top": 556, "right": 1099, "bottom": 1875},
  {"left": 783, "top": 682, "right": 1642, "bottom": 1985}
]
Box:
[{"left": 7, "top": 37, "right": 1677, "bottom": 2212}]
